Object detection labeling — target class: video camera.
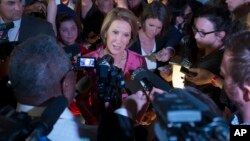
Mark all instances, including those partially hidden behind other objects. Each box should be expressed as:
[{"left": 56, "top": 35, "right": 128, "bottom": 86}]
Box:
[
  {"left": 95, "top": 54, "right": 125, "bottom": 111},
  {"left": 127, "top": 67, "right": 229, "bottom": 140},
  {"left": 75, "top": 54, "right": 125, "bottom": 111},
  {"left": 75, "top": 56, "right": 96, "bottom": 69},
  {"left": 152, "top": 88, "right": 229, "bottom": 141}
]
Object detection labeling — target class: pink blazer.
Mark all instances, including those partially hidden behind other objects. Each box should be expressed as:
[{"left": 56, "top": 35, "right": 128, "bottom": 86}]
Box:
[{"left": 84, "top": 47, "right": 147, "bottom": 75}]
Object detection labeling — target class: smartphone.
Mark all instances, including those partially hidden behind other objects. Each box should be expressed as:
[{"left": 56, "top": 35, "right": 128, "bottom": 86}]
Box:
[
  {"left": 180, "top": 66, "right": 197, "bottom": 77},
  {"left": 76, "top": 57, "right": 96, "bottom": 69}
]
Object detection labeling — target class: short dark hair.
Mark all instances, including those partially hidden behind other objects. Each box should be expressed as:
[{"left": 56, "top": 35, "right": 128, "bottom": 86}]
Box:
[
  {"left": 195, "top": 5, "right": 231, "bottom": 33},
  {"left": 9, "top": 34, "right": 72, "bottom": 105},
  {"left": 224, "top": 31, "right": 250, "bottom": 87}
]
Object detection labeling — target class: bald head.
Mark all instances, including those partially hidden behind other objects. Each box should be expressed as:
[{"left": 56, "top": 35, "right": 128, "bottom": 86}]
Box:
[{"left": 9, "top": 34, "right": 72, "bottom": 105}]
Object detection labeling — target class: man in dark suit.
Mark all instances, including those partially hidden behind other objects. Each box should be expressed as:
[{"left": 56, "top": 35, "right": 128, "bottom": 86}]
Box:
[
  {"left": 18, "top": 14, "right": 55, "bottom": 42},
  {"left": 0, "top": 0, "right": 54, "bottom": 43}
]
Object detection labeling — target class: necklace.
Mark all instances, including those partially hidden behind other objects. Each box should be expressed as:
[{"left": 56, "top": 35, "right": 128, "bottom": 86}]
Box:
[{"left": 102, "top": 49, "right": 127, "bottom": 69}]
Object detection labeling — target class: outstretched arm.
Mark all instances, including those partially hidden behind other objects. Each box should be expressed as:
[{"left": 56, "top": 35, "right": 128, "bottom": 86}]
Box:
[
  {"left": 47, "top": 0, "right": 59, "bottom": 36},
  {"left": 186, "top": 68, "right": 224, "bottom": 89}
]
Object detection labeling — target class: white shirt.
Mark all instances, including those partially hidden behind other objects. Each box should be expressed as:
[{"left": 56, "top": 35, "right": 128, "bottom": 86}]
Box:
[
  {"left": 16, "top": 103, "right": 85, "bottom": 141},
  {"left": 141, "top": 42, "right": 157, "bottom": 70}
]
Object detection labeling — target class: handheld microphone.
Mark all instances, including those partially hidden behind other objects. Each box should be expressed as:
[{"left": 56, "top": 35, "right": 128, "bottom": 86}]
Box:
[
  {"left": 96, "top": 54, "right": 114, "bottom": 81},
  {"left": 26, "top": 96, "right": 68, "bottom": 141},
  {"left": 129, "top": 67, "right": 172, "bottom": 92}
]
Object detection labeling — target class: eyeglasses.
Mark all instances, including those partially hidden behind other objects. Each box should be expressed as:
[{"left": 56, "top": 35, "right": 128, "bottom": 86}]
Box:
[{"left": 192, "top": 26, "right": 219, "bottom": 38}]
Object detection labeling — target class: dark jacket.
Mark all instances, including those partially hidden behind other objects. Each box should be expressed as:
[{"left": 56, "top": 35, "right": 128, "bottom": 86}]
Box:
[{"left": 19, "top": 15, "right": 55, "bottom": 42}]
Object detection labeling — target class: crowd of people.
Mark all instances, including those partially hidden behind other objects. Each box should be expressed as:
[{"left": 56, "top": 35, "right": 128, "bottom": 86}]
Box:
[{"left": 1, "top": 0, "right": 250, "bottom": 140}]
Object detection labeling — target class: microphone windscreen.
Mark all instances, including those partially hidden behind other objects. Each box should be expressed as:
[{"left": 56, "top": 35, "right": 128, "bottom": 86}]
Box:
[
  {"left": 125, "top": 80, "right": 144, "bottom": 94},
  {"left": 131, "top": 67, "right": 172, "bottom": 92},
  {"left": 76, "top": 76, "right": 93, "bottom": 94},
  {"left": 131, "top": 67, "right": 147, "bottom": 81}
]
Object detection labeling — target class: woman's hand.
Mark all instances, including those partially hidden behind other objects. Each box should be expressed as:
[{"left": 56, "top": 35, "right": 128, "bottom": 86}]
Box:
[
  {"left": 185, "top": 68, "right": 214, "bottom": 85},
  {"left": 155, "top": 48, "right": 174, "bottom": 62}
]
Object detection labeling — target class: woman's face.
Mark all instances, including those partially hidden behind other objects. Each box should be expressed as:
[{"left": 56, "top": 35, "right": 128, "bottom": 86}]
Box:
[
  {"left": 106, "top": 20, "right": 131, "bottom": 55},
  {"left": 59, "top": 20, "right": 78, "bottom": 46},
  {"left": 143, "top": 18, "right": 163, "bottom": 39},
  {"left": 96, "top": 0, "right": 114, "bottom": 14},
  {"left": 193, "top": 17, "right": 220, "bottom": 49}
]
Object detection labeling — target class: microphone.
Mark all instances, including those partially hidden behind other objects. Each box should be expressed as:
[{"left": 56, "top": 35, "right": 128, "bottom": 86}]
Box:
[
  {"left": 129, "top": 67, "right": 172, "bottom": 93},
  {"left": 0, "top": 22, "right": 14, "bottom": 31},
  {"left": 75, "top": 76, "right": 93, "bottom": 94},
  {"left": 97, "top": 54, "right": 114, "bottom": 66},
  {"left": 26, "top": 96, "right": 68, "bottom": 141},
  {"left": 96, "top": 54, "right": 114, "bottom": 81}
]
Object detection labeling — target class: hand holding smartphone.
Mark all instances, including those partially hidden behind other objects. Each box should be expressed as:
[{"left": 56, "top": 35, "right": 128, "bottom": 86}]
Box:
[{"left": 180, "top": 66, "right": 197, "bottom": 77}]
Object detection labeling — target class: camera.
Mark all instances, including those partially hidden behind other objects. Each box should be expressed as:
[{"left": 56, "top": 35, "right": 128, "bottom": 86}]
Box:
[
  {"left": 153, "top": 88, "right": 229, "bottom": 141},
  {"left": 76, "top": 57, "right": 96, "bottom": 69},
  {"left": 95, "top": 54, "right": 125, "bottom": 110}
]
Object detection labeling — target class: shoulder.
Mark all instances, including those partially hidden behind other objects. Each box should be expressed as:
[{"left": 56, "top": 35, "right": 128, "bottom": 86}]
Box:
[
  {"left": 127, "top": 50, "right": 144, "bottom": 60},
  {"left": 126, "top": 50, "right": 146, "bottom": 68},
  {"left": 84, "top": 47, "right": 104, "bottom": 58},
  {"left": 22, "top": 15, "right": 52, "bottom": 26}
]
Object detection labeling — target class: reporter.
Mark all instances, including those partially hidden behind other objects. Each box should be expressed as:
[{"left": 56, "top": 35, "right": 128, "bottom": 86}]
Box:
[
  {"left": 129, "top": 1, "right": 174, "bottom": 71},
  {"left": 182, "top": 6, "right": 232, "bottom": 111},
  {"left": 8, "top": 34, "right": 86, "bottom": 140}
]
